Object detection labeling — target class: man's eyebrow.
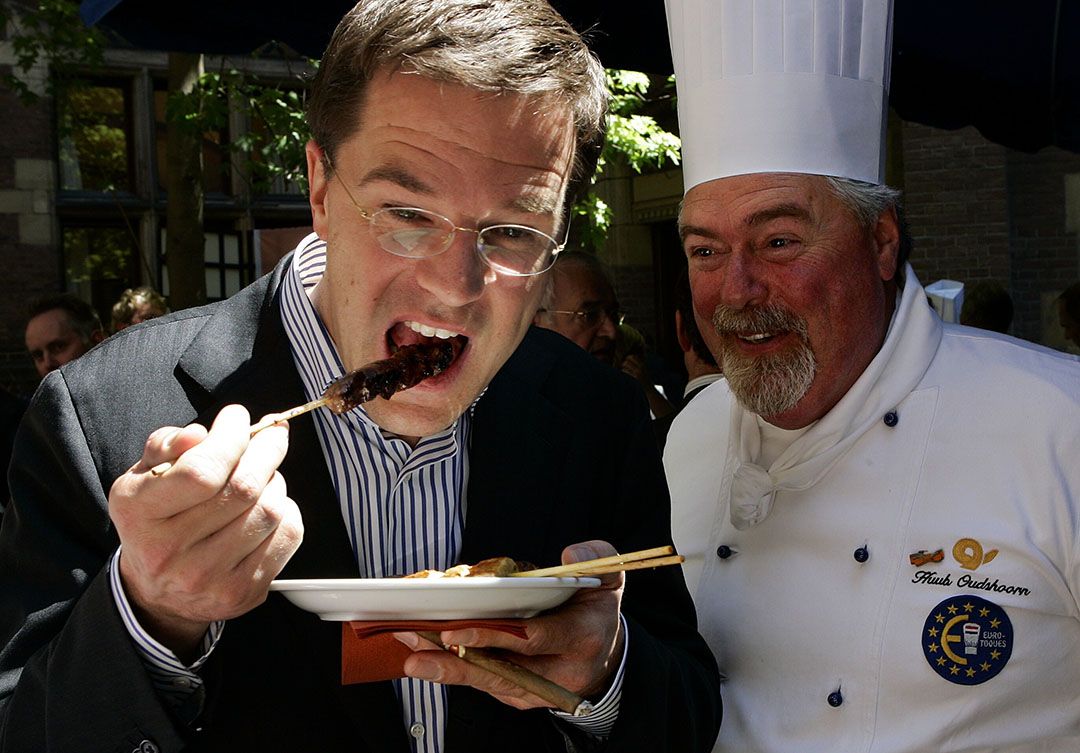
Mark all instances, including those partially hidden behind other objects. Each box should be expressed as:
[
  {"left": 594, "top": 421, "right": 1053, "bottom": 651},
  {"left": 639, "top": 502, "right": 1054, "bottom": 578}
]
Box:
[
  {"left": 679, "top": 223, "right": 714, "bottom": 242},
  {"left": 745, "top": 203, "right": 812, "bottom": 227},
  {"left": 359, "top": 165, "right": 559, "bottom": 218},
  {"left": 509, "top": 193, "right": 560, "bottom": 216},
  {"left": 360, "top": 164, "right": 434, "bottom": 195},
  {"left": 679, "top": 203, "right": 812, "bottom": 241}
]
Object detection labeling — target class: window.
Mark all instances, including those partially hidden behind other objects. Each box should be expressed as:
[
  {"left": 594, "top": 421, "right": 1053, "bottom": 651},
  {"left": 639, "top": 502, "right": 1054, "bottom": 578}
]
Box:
[
  {"left": 62, "top": 225, "right": 143, "bottom": 327},
  {"left": 53, "top": 61, "right": 309, "bottom": 321},
  {"left": 203, "top": 231, "right": 252, "bottom": 301},
  {"left": 57, "top": 80, "right": 134, "bottom": 194}
]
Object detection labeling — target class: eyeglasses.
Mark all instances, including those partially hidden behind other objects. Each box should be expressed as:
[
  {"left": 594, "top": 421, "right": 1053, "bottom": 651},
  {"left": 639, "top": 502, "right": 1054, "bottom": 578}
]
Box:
[
  {"left": 331, "top": 170, "right": 566, "bottom": 277},
  {"left": 539, "top": 304, "right": 625, "bottom": 328}
]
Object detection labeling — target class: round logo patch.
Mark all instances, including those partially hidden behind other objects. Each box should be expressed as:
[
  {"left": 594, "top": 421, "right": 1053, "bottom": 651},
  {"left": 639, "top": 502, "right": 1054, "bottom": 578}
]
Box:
[{"left": 922, "top": 595, "right": 1013, "bottom": 685}]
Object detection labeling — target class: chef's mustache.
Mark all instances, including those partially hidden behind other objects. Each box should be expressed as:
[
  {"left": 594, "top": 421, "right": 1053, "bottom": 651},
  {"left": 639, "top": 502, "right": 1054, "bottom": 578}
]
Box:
[{"left": 711, "top": 304, "right": 809, "bottom": 340}]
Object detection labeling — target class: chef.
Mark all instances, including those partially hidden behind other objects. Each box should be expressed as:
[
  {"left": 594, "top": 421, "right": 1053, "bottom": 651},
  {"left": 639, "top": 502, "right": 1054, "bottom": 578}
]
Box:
[{"left": 661, "top": 0, "right": 1080, "bottom": 751}]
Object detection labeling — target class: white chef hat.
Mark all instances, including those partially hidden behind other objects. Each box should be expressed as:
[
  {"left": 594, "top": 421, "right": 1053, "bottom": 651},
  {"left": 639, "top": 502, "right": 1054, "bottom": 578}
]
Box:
[{"left": 664, "top": 0, "right": 894, "bottom": 192}]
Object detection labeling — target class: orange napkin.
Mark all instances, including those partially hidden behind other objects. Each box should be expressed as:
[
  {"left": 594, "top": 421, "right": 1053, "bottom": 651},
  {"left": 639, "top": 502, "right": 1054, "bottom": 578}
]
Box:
[{"left": 341, "top": 620, "right": 529, "bottom": 684}]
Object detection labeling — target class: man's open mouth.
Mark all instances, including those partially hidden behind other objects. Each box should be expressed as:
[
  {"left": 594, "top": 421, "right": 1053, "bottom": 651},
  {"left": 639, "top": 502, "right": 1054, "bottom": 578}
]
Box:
[
  {"left": 388, "top": 320, "right": 468, "bottom": 365},
  {"left": 737, "top": 331, "right": 781, "bottom": 345}
]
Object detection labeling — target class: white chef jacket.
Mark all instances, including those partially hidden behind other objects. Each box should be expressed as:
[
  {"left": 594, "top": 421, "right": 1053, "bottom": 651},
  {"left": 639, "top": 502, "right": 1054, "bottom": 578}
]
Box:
[{"left": 665, "top": 265, "right": 1080, "bottom": 753}]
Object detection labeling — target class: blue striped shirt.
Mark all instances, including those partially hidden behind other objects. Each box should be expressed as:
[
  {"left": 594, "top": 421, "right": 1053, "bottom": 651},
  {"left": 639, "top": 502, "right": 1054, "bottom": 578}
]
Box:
[{"left": 113, "top": 233, "right": 623, "bottom": 748}]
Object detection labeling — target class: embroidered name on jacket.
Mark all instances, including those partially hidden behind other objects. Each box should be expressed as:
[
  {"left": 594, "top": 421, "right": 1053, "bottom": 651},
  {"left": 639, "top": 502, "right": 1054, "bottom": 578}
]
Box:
[
  {"left": 911, "top": 570, "right": 1032, "bottom": 596},
  {"left": 909, "top": 537, "right": 1032, "bottom": 597}
]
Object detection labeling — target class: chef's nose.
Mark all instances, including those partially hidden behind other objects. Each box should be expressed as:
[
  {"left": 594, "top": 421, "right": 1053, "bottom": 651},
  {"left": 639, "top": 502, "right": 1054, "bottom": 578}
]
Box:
[{"left": 716, "top": 251, "right": 768, "bottom": 311}]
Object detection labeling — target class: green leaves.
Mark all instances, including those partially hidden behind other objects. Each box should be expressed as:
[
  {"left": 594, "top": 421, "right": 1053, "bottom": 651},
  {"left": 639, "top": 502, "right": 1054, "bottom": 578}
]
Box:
[
  {"left": 1, "top": 0, "right": 105, "bottom": 104},
  {"left": 2, "top": 1, "right": 681, "bottom": 251},
  {"left": 571, "top": 69, "right": 682, "bottom": 250},
  {"left": 165, "top": 67, "right": 313, "bottom": 194}
]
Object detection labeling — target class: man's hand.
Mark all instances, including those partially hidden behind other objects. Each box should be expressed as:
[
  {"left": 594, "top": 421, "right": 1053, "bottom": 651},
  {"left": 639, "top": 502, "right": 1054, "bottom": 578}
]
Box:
[
  {"left": 108, "top": 405, "right": 303, "bottom": 661},
  {"left": 396, "top": 540, "right": 625, "bottom": 709}
]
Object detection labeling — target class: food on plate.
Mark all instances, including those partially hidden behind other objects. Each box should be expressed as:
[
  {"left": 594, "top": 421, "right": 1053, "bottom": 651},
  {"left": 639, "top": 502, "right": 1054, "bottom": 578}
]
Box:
[
  {"left": 323, "top": 339, "right": 456, "bottom": 414},
  {"left": 403, "top": 556, "right": 532, "bottom": 579}
]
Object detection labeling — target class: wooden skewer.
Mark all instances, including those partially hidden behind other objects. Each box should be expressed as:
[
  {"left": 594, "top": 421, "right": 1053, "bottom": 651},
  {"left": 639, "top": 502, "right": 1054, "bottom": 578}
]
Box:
[
  {"left": 149, "top": 398, "right": 329, "bottom": 476},
  {"left": 415, "top": 631, "right": 592, "bottom": 716},
  {"left": 556, "top": 554, "right": 685, "bottom": 576},
  {"left": 513, "top": 545, "right": 677, "bottom": 578}
]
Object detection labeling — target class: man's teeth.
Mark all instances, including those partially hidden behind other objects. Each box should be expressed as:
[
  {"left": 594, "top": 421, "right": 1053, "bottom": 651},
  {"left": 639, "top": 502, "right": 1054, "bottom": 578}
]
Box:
[
  {"left": 405, "top": 320, "right": 460, "bottom": 340},
  {"left": 741, "top": 332, "right": 775, "bottom": 342}
]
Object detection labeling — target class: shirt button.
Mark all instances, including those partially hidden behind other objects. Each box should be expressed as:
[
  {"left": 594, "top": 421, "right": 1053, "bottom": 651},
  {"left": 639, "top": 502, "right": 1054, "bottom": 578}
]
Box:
[
  {"left": 827, "top": 690, "right": 844, "bottom": 707},
  {"left": 172, "top": 677, "right": 192, "bottom": 688},
  {"left": 716, "top": 545, "right": 735, "bottom": 559},
  {"left": 883, "top": 410, "right": 899, "bottom": 427},
  {"left": 853, "top": 546, "right": 869, "bottom": 563},
  {"left": 409, "top": 722, "right": 425, "bottom": 739}
]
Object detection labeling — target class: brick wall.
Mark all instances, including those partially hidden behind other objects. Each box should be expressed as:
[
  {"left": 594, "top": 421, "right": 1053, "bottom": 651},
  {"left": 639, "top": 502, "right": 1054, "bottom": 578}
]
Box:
[
  {"left": 0, "top": 79, "right": 62, "bottom": 397},
  {"left": 901, "top": 122, "right": 1012, "bottom": 292},
  {"left": 900, "top": 121, "right": 1080, "bottom": 343},
  {"left": 1005, "top": 147, "right": 1080, "bottom": 340}
]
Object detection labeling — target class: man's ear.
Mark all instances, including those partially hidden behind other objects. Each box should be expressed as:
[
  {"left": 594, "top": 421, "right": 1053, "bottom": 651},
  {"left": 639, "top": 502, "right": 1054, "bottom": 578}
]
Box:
[
  {"left": 306, "top": 140, "right": 330, "bottom": 237},
  {"left": 874, "top": 206, "right": 901, "bottom": 282},
  {"left": 674, "top": 310, "right": 692, "bottom": 353}
]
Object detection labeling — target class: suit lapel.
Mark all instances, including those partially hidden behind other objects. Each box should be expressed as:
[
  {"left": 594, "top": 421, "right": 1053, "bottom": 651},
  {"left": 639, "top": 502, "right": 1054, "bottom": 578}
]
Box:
[
  {"left": 174, "top": 259, "right": 406, "bottom": 751},
  {"left": 175, "top": 258, "right": 357, "bottom": 579},
  {"left": 448, "top": 330, "right": 576, "bottom": 749},
  {"left": 459, "top": 330, "right": 573, "bottom": 567}
]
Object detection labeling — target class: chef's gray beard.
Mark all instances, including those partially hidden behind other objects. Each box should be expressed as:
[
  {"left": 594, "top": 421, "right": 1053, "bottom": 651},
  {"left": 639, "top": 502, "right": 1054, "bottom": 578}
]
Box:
[{"left": 712, "top": 305, "right": 817, "bottom": 417}]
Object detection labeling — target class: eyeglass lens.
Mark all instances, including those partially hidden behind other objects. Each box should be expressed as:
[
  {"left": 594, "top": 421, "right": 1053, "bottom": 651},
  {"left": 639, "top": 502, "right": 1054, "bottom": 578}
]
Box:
[
  {"left": 579, "top": 305, "right": 623, "bottom": 327},
  {"left": 370, "top": 207, "right": 557, "bottom": 276}
]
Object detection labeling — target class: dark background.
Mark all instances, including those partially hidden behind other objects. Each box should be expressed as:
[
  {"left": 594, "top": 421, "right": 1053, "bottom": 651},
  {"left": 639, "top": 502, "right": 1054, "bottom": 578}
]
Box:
[{"left": 81, "top": 0, "right": 1080, "bottom": 155}]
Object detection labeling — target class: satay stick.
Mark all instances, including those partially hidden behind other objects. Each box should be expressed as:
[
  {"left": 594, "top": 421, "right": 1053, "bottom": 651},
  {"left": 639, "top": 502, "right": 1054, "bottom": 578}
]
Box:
[
  {"left": 513, "top": 545, "right": 677, "bottom": 578},
  {"left": 554, "top": 554, "right": 685, "bottom": 576},
  {"left": 149, "top": 341, "right": 455, "bottom": 477},
  {"left": 247, "top": 398, "right": 329, "bottom": 434},
  {"left": 148, "top": 400, "right": 327, "bottom": 477},
  {"left": 414, "top": 631, "right": 592, "bottom": 717}
]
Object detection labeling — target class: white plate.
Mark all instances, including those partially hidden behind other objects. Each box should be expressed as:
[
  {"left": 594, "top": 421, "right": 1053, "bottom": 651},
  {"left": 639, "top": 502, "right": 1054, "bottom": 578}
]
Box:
[{"left": 268, "top": 576, "right": 601, "bottom": 621}]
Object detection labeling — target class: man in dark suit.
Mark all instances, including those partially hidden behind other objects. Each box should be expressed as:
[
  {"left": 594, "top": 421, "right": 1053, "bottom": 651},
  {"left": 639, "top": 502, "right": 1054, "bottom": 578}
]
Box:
[
  {"left": 0, "top": 2, "right": 721, "bottom": 751},
  {"left": 654, "top": 266, "right": 723, "bottom": 451}
]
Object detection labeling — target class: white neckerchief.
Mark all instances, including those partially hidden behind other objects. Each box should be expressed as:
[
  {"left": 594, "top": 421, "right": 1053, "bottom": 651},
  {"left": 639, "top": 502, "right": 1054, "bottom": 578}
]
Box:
[{"left": 727, "top": 265, "right": 942, "bottom": 529}]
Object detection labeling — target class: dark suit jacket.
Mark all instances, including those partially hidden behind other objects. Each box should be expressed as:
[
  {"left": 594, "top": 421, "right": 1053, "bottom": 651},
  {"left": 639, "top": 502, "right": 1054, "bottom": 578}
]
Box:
[{"left": 0, "top": 258, "right": 721, "bottom": 752}]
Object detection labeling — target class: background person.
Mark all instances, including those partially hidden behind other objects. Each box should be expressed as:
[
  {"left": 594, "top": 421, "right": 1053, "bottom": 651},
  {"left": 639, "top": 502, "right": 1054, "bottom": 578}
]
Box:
[
  {"left": 653, "top": 265, "right": 722, "bottom": 451},
  {"left": 1058, "top": 281, "right": 1080, "bottom": 350},
  {"left": 534, "top": 251, "right": 676, "bottom": 417},
  {"left": 534, "top": 250, "right": 623, "bottom": 364},
  {"left": 23, "top": 292, "right": 105, "bottom": 378},
  {"left": 958, "top": 279, "right": 1013, "bottom": 334},
  {"left": 662, "top": 0, "right": 1080, "bottom": 751},
  {"left": 111, "top": 285, "right": 169, "bottom": 333},
  {"left": 0, "top": 2, "right": 721, "bottom": 751}
]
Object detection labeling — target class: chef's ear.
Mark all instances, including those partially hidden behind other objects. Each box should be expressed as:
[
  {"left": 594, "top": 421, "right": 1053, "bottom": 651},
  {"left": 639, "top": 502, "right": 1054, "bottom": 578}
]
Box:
[{"left": 873, "top": 206, "right": 901, "bottom": 283}]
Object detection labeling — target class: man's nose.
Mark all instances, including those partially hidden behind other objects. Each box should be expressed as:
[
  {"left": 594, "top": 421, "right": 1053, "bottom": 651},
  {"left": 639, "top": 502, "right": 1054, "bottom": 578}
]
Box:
[
  {"left": 413, "top": 231, "right": 491, "bottom": 307},
  {"left": 596, "top": 311, "right": 619, "bottom": 340},
  {"left": 716, "top": 251, "right": 767, "bottom": 310}
]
